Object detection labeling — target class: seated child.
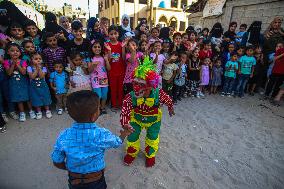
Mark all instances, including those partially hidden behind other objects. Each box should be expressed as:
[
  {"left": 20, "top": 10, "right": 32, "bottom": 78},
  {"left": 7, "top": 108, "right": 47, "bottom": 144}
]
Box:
[{"left": 51, "top": 90, "right": 133, "bottom": 189}]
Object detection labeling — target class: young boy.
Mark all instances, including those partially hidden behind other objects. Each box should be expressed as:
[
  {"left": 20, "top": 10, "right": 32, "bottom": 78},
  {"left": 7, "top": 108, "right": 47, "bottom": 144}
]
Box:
[
  {"left": 67, "top": 21, "right": 91, "bottom": 65},
  {"left": 236, "top": 24, "right": 247, "bottom": 44},
  {"left": 42, "top": 32, "right": 67, "bottom": 73},
  {"left": 162, "top": 52, "right": 178, "bottom": 97},
  {"left": 222, "top": 52, "right": 239, "bottom": 96},
  {"left": 235, "top": 46, "right": 256, "bottom": 98},
  {"left": 51, "top": 90, "right": 132, "bottom": 188},
  {"left": 49, "top": 62, "right": 69, "bottom": 115}
]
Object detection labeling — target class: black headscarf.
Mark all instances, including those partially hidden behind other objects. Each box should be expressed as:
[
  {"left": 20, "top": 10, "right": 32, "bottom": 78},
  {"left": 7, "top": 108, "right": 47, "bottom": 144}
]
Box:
[
  {"left": 247, "top": 21, "right": 262, "bottom": 45},
  {"left": 159, "top": 27, "right": 171, "bottom": 42},
  {"left": 210, "top": 22, "right": 223, "bottom": 38}
]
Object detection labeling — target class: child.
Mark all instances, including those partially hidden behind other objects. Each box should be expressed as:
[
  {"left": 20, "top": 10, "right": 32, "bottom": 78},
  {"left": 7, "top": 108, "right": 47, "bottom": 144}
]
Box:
[
  {"left": 247, "top": 46, "right": 264, "bottom": 95},
  {"left": 27, "top": 53, "right": 52, "bottom": 119},
  {"left": 235, "top": 24, "right": 247, "bottom": 44},
  {"left": 67, "top": 21, "right": 92, "bottom": 65},
  {"left": 104, "top": 25, "right": 126, "bottom": 109},
  {"left": 49, "top": 62, "right": 69, "bottom": 115},
  {"left": 181, "top": 33, "right": 189, "bottom": 50},
  {"left": 199, "top": 40, "right": 213, "bottom": 60},
  {"left": 265, "top": 42, "right": 284, "bottom": 98},
  {"left": 199, "top": 58, "right": 211, "bottom": 96},
  {"left": 22, "top": 40, "right": 36, "bottom": 65},
  {"left": 222, "top": 52, "right": 239, "bottom": 96},
  {"left": 123, "top": 39, "right": 143, "bottom": 94},
  {"left": 42, "top": 32, "right": 67, "bottom": 73},
  {"left": 273, "top": 82, "right": 284, "bottom": 106},
  {"left": 221, "top": 43, "right": 235, "bottom": 68},
  {"left": 188, "top": 48, "right": 201, "bottom": 97},
  {"left": 121, "top": 57, "right": 174, "bottom": 167},
  {"left": 148, "top": 27, "right": 162, "bottom": 45},
  {"left": 7, "top": 22, "right": 25, "bottom": 46},
  {"left": 150, "top": 41, "right": 165, "bottom": 88},
  {"left": 89, "top": 41, "right": 111, "bottom": 114},
  {"left": 0, "top": 50, "right": 18, "bottom": 122},
  {"left": 0, "top": 114, "right": 6, "bottom": 133},
  {"left": 3, "top": 43, "right": 35, "bottom": 121},
  {"left": 235, "top": 46, "right": 256, "bottom": 98},
  {"left": 173, "top": 52, "right": 187, "bottom": 102},
  {"left": 162, "top": 51, "right": 178, "bottom": 97},
  {"left": 139, "top": 33, "right": 148, "bottom": 42},
  {"left": 236, "top": 45, "right": 245, "bottom": 58},
  {"left": 67, "top": 52, "right": 91, "bottom": 93},
  {"left": 162, "top": 41, "right": 171, "bottom": 59},
  {"left": 139, "top": 40, "right": 149, "bottom": 56},
  {"left": 51, "top": 90, "right": 132, "bottom": 189},
  {"left": 187, "top": 30, "right": 197, "bottom": 53},
  {"left": 210, "top": 58, "right": 223, "bottom": 94},
  {"left": 199, "top": 28, "right": 210, "bottom": 43},
  {"left": 172, "top": 32, "right": 186, "bottom": 53},
  {"left": 24, "top": 19, "right": 41, "bottom": 52}
]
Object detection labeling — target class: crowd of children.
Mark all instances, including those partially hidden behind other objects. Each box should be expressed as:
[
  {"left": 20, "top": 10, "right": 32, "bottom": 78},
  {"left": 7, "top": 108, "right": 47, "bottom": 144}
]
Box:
[{"left": 0, "top": 12, "right": 284, "bottom": 132}]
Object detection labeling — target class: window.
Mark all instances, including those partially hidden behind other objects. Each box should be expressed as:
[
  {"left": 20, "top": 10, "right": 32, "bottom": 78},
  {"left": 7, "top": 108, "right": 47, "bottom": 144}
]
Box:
[
  {"left": 125, "top": 0, "right": 134, "bottom": 2},
  {"left": 180, "top": 0, "right": 187, "bottom": 9},
  {"left": 179, "top": 21, "right": 185, "bottom": 31},
  {"left": 139, "top": 0, "right": 147, "bottom": 4},
  {"left": 171, "top": 0, "right": 178, "bottom": 8}
]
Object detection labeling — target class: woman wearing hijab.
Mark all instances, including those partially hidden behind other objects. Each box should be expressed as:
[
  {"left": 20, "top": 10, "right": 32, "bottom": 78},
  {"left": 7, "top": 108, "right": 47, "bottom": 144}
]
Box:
[
  {"left": 42, "top": 12, "right": 69, "bottom": 48},
  {"left": 263, "top": 17, "right": 284, "bottom": 56},
  {"left": 86, "top": 17, "right": 104, "bottom": 43},
  {"left": 241, "top": 21, "right": 264, "bottom": 47},
  {"left": 209, "top": 22, "right": 224, "bottom": 54},
  {"left": 134, "top": 22, "right": 149, "bottom": 40},
  {"left": 118, "top": 14, "right": 134, "bottom": 41},
  {"left": 59, "top": 16, "right": 71, "bottom": 33}
]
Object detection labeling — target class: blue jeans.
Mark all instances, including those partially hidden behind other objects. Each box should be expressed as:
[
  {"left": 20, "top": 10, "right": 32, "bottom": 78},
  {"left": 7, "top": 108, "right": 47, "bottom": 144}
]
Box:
[
  {"left": 236, "top": 74, "right": 250, "bottom": 97},
  {"left": 223, "top": 77, "right": 235, "bottom": 94},
  {"left": 0, "top": 78, "right": 15, "bottom": 113}
]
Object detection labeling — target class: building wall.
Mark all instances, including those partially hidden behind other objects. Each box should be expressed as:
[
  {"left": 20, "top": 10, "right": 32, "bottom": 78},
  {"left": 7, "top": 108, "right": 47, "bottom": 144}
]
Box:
[{"left": 187, "top": 0, "right": 284, "bottom": 32}]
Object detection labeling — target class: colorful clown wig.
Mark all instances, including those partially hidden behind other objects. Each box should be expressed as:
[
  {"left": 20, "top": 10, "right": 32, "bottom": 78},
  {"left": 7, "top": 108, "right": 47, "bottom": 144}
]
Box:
[{"left": 134, "top": 56, "right": 159, "bottom": 88}]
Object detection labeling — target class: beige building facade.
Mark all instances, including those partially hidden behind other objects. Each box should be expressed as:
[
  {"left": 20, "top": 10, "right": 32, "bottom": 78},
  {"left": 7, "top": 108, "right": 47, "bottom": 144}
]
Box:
[{"left": 98, "top": 0, "right": 193, "bottom": 31}]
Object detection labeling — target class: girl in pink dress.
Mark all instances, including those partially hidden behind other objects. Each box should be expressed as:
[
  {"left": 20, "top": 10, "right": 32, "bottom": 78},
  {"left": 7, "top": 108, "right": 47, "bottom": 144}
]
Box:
[{"left": 123, "top": 39, "right": 143, "bottom": 94}]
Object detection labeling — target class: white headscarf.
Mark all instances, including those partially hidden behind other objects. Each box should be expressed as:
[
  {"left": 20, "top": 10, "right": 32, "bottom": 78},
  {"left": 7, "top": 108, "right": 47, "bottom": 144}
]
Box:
[{"left": 121, "top": 14, "right": 131, "bottom": 32}]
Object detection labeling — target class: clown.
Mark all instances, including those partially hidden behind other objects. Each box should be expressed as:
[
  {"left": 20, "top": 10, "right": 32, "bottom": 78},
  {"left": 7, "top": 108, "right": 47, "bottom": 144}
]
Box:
[{"left": 120, "top": 56, "right": 174, "bottom": 167}]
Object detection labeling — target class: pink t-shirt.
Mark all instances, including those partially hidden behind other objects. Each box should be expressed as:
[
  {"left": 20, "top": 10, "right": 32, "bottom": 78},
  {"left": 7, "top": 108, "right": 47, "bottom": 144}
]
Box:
[
  {"left": 3, "top": 59, "right": 28, "bottom": 70},
  {"left": 90, "top": 56, "right": 108, "bottom": 88},
  {"left": 123, "top": 52, "right": 143, "bottom": 84},
  {"left": 150, "top": 53, "right": 165, "bottom": 74}
]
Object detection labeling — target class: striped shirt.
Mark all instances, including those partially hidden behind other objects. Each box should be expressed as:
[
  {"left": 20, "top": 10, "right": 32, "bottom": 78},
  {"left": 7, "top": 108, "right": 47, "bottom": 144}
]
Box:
[
  {"left": 42, "top": 47, "right": 67, "bottom": 73},
  {"left": 120, "top": 89, "right": 174, "bottom": 126}
]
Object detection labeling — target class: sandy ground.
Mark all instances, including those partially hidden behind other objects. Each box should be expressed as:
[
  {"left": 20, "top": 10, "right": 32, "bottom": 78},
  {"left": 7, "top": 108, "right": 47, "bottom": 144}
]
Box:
[{"left": 0, "top": 94, "right": 284, "bottom": 189}]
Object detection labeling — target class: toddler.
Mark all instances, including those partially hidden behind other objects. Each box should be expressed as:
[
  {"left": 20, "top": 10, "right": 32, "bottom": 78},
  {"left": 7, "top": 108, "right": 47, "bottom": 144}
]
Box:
[
  {"left": 199, "top": 58, "right": 211, "bottom": 96},
  {"left": 210, "top": 58, "right": 223, "bottom": 94}
]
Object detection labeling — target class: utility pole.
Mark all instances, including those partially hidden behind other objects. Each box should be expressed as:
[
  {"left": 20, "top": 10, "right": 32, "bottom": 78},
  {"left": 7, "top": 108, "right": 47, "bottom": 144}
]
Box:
[{"left": 88, "top": 0, "right": 90, "bottom": 18}]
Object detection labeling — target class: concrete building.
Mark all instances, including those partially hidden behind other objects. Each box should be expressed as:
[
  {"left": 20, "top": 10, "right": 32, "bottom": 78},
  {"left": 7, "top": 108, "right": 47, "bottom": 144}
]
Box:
[
  {"left": 186, "top": 0, "right": 284, "bottom": 32},
  {"left": 98, "top": 0, "right": 193, "bottom": 31}
]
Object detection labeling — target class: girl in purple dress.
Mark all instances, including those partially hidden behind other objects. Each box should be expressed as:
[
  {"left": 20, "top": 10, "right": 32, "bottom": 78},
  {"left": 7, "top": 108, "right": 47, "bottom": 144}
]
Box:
[{"left": 200, "top": 58, "right": 211, "bottom": 96}]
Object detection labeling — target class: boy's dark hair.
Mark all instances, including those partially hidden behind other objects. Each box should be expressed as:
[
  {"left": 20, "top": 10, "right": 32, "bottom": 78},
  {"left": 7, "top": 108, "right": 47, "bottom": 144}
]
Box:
[
  {"left": 173, "top": 32, "right": 181, "bottom": 39},
  {"left": 71, "top": 20, "right": 83, "bottom": 30},
  {"left": 230, "top": 52, "right": 238, "bottom": 57},
  {"left": 203, "top": 39, "right": 211, "bottom": 45},
  {"left": 67, "top": 90, "right": 99, "bottom": 122},
  {"left": 53, "top": 61, "right": 63, "bottom": 66},
  {"left": 10, "top": 22, "right": 23, "bottom": 29},
  {"left": 181, "top": 33, "right": 188, "bottom": 38},
  {"left": 23, "top": 19, "right": 37, "bottom": 28},
  {"left": 202, "top": 28, "right": 209, "bottom": 33},
  {"left": 108, "top": 25, "right": 119, "bottom": 33},
  {"left": 240, "top": 24, "right": 247, "bottom": 29},
  {"left": 246, "top": 45, "right": 254, "bottom": 51},
  {"left": 70, "top": 51, "right": 83, "bottom": 60},
  {"left": 22, "top": 39, "right": 34, "bottom": 48},
  {"left": 229, "top": 21, "right": 237, "bottom": 27},
  {"left": 42, "top": 32, "right": 56, "bottom": 42}
]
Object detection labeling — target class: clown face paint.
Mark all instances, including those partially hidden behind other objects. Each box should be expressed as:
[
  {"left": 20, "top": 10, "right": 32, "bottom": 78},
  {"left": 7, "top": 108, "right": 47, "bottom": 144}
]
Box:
[{"left": 133, "top": 78, "right": 149, "bottom": 98}]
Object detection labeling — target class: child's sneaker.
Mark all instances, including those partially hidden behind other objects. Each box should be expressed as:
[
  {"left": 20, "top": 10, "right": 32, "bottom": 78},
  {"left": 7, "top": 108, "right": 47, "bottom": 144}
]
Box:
[
  {"left": 36, "top": 112, "right": 42, "bottom": 120},
  {"left": 2, "top": 113, "right": 9, "bottom": 123},
  {"left": 19, "top": 112, "right": 26, "bottom": 122},
  {"left": 221, "top": 92, "right": 225, "bottom": 97},
  {"left": 46, "top": 110, "right": 52, "bottom": 119},
  {"left": 9, "top": 111, "right": 19, "bottom": 120},
  {"left": 57, "top": 109, "right": 63, "bottom": 115},
  {"left": 199, "top": 92, "right": 205, "bottom": 97},
  {"left": 29, "top": 111, "right": 36, "bottom": 119},
  {"left": 0, "top": 126, "right": 7, "bottom": 133}
]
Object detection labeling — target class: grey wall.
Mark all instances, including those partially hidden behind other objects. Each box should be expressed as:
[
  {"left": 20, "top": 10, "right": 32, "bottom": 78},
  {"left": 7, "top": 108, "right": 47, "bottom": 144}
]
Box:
[{"left": 188, "top": 0, "right": 284, "bottom": 31}]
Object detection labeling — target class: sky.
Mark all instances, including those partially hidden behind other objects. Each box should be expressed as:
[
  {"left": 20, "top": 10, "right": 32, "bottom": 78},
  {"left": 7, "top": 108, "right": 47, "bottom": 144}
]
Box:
[{"left": 44, "top": 0, "right": 98, "bottom": 17}]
